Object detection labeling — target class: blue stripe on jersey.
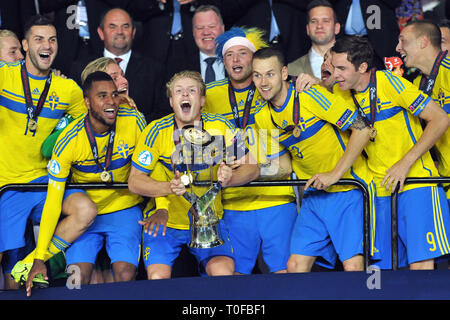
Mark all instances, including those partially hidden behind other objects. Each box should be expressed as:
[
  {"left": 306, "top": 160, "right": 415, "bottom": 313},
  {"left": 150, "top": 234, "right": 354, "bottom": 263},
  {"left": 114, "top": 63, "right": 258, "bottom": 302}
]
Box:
[
  {"left": 370, "top": 106, "right": 403, "bottom": 123},
  {"left": 54, "top": 121, "right": 84, "bottom": 157},
  {"left": 73, "top": 155, "right": 131, "bottom": 173},
  {"left": 203, "top": 113, "right": 236, "bottom": 130},
  {"left": 117, "top": 109, "right": 145, "bottom": 131},
  {"left": 332, "top": 126, "right": 346, "bottom": 151},
  {"left": 48, "top": 173, "right": 67, "bottom": 182},
  {"left": 309, "top": 87, "right": 331, "bottom": 109},
  {"left": 303, "top": 90, "right": 329, "bottom": 111},
  {"left": 444, "top": 104, "right": 450, "bottom": 114},
  {"left": 266, "top": 148, "right": 287, "bottom": 160},
  {"left": 0, "top": 95, "right": 66, "bottom": 119},
  {"left": 131, "top": 161, "right": 151, "bottom": 174},
  {"left": 280, "top": 120, "right": 327, "bottom": 148},
  {"left": 145, "top": 116, "right": 174, "bottom": 147},
  {"left": 206, "top": 79, "right": 228, "bottom": 90},
  {"left": 3, "top": 89, "right": 69, "bottom": 106},
  {"left": 382, "top": 71, "right": 403, "bottom": 94}
]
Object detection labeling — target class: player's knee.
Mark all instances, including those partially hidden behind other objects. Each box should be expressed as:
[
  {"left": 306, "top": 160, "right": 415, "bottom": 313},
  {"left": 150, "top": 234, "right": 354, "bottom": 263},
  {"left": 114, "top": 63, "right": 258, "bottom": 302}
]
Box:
[
  {"left": 205, "top": 256, "right": 234, "bottom": 276},
  {"left": 286, "top": 255, "right": 313, "bottom": 273},
  {"left": 147, "top": 266, "right": 171, "bottom": 280},
  {"left": 113, "top": 263, "right": 136, "bottom": 282},
  {"left": 72, "top": 197, "right": 97, "bottom": 228},
  {"left": 343, "top": 256, "right": 364, "bottom": 272}
]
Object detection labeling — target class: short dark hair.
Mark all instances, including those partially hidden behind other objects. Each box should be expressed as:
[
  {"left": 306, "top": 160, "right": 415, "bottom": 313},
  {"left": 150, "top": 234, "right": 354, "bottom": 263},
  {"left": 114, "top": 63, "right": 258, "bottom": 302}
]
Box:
[
  {"left": 406, "top": 20, "right": 441, "bottom": 49},
  {"left": 23, "top": 15, "right": 54, "bottom": 39},
  {"left": 306, "top": 0, "right": 338, "bottom": 23},
  {"left": 82, "top": 71, "right": 114, "bottom": 98},
  {"left": 99, "top": 7, "right": 135, "bottom": 30},
  {"left": 253, "top": 47, "right": 286, "bottom": 67},
  {"left": 193, "top": 5, "right": 224, "bottom": 25},
  {"left": 331, "top": 35, "right": 374, "bottom": 71},
  {"left": 438, "top": 19, "right": 450, "bottom": 30}
]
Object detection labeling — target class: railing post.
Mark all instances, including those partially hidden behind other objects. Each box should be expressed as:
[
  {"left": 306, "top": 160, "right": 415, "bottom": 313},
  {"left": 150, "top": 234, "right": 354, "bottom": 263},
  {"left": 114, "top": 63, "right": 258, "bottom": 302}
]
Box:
[{"left": 391, "top": 184, "right": 400, "bottom": 271}]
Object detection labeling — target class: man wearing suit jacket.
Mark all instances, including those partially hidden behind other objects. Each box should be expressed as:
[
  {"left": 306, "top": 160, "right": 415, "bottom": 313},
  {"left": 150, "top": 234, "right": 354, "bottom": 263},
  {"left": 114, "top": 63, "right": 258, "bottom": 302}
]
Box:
[
  {"left": 39, "top": 0, "right": 131, "bottom": 77},
  {"left": 69, "top": 7, "right": 165, "bottom": 123},
  {"left": 332, "top": 0, "right": 401, "bottom": 69},
  {"left": 191, "top": 4, "right": 225, "bottom": 84},
  {"left": 288, "top": 0, "right": 340, "bottom": 79}
]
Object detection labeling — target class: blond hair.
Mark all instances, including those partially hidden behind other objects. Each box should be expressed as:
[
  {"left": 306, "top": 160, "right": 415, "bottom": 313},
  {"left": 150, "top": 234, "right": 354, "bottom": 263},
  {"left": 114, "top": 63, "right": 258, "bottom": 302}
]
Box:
[
  {"left": 81, "top": 57, "right": 117, "bottom": 84},
  {"left": 166, "top": 70, "right": 206, "bottom": 98},
  {"left": 0, "top": 29, "right": 19, "bottom": 50}
]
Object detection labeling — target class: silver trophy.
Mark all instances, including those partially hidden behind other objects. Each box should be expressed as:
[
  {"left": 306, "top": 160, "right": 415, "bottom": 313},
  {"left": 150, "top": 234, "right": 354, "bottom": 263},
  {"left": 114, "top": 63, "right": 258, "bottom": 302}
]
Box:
[{"left": 172, "top": 125, "right": 225, "bottom": 249}]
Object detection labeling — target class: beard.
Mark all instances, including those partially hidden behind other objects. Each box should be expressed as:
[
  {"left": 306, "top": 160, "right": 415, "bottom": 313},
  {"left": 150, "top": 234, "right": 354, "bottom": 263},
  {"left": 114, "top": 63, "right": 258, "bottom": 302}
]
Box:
[{"left": 90, "top": 108, "right": 115, "bottom": 129}]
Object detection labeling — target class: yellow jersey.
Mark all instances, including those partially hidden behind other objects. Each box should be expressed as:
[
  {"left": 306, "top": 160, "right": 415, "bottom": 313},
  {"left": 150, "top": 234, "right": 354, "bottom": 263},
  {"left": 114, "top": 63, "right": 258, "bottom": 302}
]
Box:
[
  {"left": 255, "top": 82, "right": 373, "bottom": 193},
  {"left": 34, "top": 106, "right": 145, "bottom": 260},
  {"left": 0, "top": 61, "right": 87, "bottom": 187},
  {"left": 337, "top": 70, "right": 438, "bottom": 197},
  {"left": 413, "top": 56, "right": 450, "bottom": 197},
  {"left": 204, "top": 79, "right": 296, "bottom": 211},
  {"left": 132, "top": 112, "right": 247, "bottom": 230}
]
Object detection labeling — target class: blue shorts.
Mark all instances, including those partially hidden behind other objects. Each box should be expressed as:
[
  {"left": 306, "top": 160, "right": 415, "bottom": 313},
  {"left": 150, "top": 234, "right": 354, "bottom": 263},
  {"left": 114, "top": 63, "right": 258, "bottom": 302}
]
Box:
[
  {"left": 290, "top": 189, "right": 364, "bottom": 269},
  {"left": 65, "top": 205, "right": 143, "bottom": 267},
  {"left": 371, "top": 186, "right": 450, "bottom": 269},
  {"left": 142, "top": 219, "right": 234, "bottom": 273},
  {"left": 1, "top": 221, "right": 35, "bottom": 273},
  {"left": 223, "top": 202, "right": 297, "bottom": 274},
  {"left": 0, "top": 176, "right": 84, "bottom": 253}
]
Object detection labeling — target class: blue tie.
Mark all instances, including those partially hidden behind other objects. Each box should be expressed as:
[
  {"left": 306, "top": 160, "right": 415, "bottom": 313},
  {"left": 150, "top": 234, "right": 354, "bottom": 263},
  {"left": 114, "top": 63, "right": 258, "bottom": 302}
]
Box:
[
  {"left": 205, "top": 57, "right": 216, "bottom": 84},
  {"left": 268, "top": 0, "right": 280, "bottom": 41},
  {"left": 350, "top": 0, "right": 366, "bottom": 35},
  {"left": 171, "top": 0, "right": 182, "bottom": 35}
]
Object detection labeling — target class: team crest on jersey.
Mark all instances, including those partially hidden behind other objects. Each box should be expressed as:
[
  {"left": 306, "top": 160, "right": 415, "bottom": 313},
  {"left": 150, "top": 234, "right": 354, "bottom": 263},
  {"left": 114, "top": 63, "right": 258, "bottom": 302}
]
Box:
[
  {"left": 138, "top": 150, "right": 153, "bottom": 166},
  {"left": 49, "top": 159, "right": 61, "bottom": 175},
  {"left": 282, "top": 120, "right": 288, "bottom": 129},
  {"left": 336, "top": 109, "right": 352, "bottom": 127},
  {"left": 117, "top": 140, "right": 129, "bottom": 159},
  {"left": 48, "top": 91, "right": 60, "bottom": 111}
]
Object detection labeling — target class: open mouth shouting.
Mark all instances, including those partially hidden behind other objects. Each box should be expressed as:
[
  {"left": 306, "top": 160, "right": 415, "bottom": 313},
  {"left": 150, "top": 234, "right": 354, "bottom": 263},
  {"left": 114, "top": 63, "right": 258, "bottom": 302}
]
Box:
[
  {"left": 38, "top": 51, "right": 52, "bottom": 64},
  {"left": 180, "top": 100, "right": 192, "bottom": 114}
]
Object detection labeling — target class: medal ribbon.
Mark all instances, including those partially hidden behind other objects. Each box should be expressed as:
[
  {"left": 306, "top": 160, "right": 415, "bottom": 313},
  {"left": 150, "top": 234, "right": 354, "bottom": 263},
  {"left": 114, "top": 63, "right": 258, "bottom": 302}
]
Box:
[
  {"left": 84, "top": 114, "right": 116, "bottom": 175},
  {"left": 228, "top": 81, "right": 255, "bottom": 129},
  {"left": 20, "top": 60, "right": 52, "bottom": 132},
  {"left": 419, "top": 50, "right": 447, "bottom": 95},
  {"left": 269, "top": 83, "right": 300, "bottom": 133},
  {"left": 350, "top": 68, "right": 377, "bottom": 141}
]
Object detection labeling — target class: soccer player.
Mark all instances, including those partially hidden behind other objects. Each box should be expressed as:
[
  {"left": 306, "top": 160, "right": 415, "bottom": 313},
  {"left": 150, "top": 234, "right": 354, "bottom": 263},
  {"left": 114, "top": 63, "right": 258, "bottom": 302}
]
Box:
[
  {"left": 0, "top": 29, "right": 24, "bottom": 63},
  {"left": 128, "top": 70, "right": 259, "bottom": 279},
  {"left": 396, "top": 20, "right": 450, "bottom": 208},
  {"left": 2, "top": 15, "right": 93, "bottom": 288},
  {"left": 252, "top": 47, "right": 373, "bottom": 272},
  {"left": 23, "top": 71, "right": 145, "bottom": 296},
  {"left": 332, "top": 35, "right": 450, "bottom": 270},
  {"left": 203, "top": 27, "right": 297, "bottom": 275}
]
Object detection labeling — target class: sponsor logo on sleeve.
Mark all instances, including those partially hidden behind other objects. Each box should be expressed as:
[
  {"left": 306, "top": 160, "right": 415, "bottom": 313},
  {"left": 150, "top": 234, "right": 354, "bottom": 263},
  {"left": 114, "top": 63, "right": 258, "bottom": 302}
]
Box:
[{"left": 336, "top": 109, "right": 353, "bottom": 127}]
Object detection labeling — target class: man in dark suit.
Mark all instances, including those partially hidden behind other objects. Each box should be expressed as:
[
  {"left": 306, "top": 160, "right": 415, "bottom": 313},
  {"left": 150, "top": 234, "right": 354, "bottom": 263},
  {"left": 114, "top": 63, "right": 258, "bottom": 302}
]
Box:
[
  {"left": 191, "top": 4, "right": 225, "bottom": 84},
  {"left": 332, "top": 0, "right": 401, "bottom": 69},
  {"left": 69, "top": 7, "right": 165, "bottom": 123},
  {"left": 39, "top": 0, "right": 132, "bottom": 77}
]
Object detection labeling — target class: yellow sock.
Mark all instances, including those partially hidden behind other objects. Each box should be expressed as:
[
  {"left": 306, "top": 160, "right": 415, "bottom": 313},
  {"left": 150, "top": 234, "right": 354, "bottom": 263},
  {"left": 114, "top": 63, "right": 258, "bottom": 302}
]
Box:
[{"left": 21, "top": 235, "right": 71, "bottom": 264}]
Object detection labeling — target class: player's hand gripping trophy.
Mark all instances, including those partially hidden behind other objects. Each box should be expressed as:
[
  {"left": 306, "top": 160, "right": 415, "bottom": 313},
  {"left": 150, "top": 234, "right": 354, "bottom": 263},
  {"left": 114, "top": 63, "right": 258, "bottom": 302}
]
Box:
[{"left": 172, "top": 125, "right": 226, "bottom": 248}]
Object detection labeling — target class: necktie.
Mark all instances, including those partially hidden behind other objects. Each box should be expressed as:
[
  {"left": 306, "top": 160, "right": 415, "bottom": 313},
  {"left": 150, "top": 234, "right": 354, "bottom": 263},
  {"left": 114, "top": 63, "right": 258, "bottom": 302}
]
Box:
[
  {"left": 205, "top": 57, "right": 216, "bottom": 83},
  {"left": 115, "top": 57, "right": 123, "bottom": 64},
  {"left": 268, "top": 0, "right": 280, "bottom": 41},
  {"left": 171, "top": 0, "right": 182, "bottom": 35},
  {"left": 351, "top": 0, "right": 366, "bottom": 35}
]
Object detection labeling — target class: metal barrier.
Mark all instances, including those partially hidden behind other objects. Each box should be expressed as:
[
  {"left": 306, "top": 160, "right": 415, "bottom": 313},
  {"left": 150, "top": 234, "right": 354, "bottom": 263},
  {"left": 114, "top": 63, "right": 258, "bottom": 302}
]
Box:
[
  {"left": 0, "top": 178, "right": 372, "bottom": 271},
  {"left": 390, "top": 177, "right": 450, "bottom": 270}
]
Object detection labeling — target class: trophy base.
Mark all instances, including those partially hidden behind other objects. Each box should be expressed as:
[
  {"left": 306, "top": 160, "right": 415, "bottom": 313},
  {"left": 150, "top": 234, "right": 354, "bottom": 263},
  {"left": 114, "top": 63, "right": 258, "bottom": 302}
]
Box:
[{"left": 189, "top": 224, "right": 224, "bottom": 249}]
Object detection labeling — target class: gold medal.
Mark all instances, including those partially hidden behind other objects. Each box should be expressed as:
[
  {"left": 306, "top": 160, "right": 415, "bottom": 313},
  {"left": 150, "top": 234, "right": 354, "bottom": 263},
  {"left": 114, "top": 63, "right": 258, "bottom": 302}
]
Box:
[
  {"left": 369, "top": 127, "right": 377, "bottom": 140},
  {"left": 28, "top": 119, "right": 37, "bottom": 131},
  {"left": 100, "top": 170, "right": 110, "bottom": 182},
  {"left": 181, "top": 173, "right": 193, "bottom": 186},
  {"left": 293, "top": 126, "right": 301, "bottom": 138}
]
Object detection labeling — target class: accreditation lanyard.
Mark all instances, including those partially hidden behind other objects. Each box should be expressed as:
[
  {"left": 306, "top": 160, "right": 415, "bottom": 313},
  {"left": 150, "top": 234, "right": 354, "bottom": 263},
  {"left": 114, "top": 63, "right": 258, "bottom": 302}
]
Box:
[
  {"left": 84, "top": 114, "right": 116, "bottom": 180},
  {"left": 419, "top": 50, "right": 447, "bottom": 95},
  {"left": 350, "top": 68, "right": 377, "bottom": 142},
  {"left": 269, "top": 88, "right": 301, "bottom": 138},
  {"left": 227, "top": 81, "right": 255, "bottom": 129},
  {"left": 20, "top": 60, "right": 52, "bottom": 133}
]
